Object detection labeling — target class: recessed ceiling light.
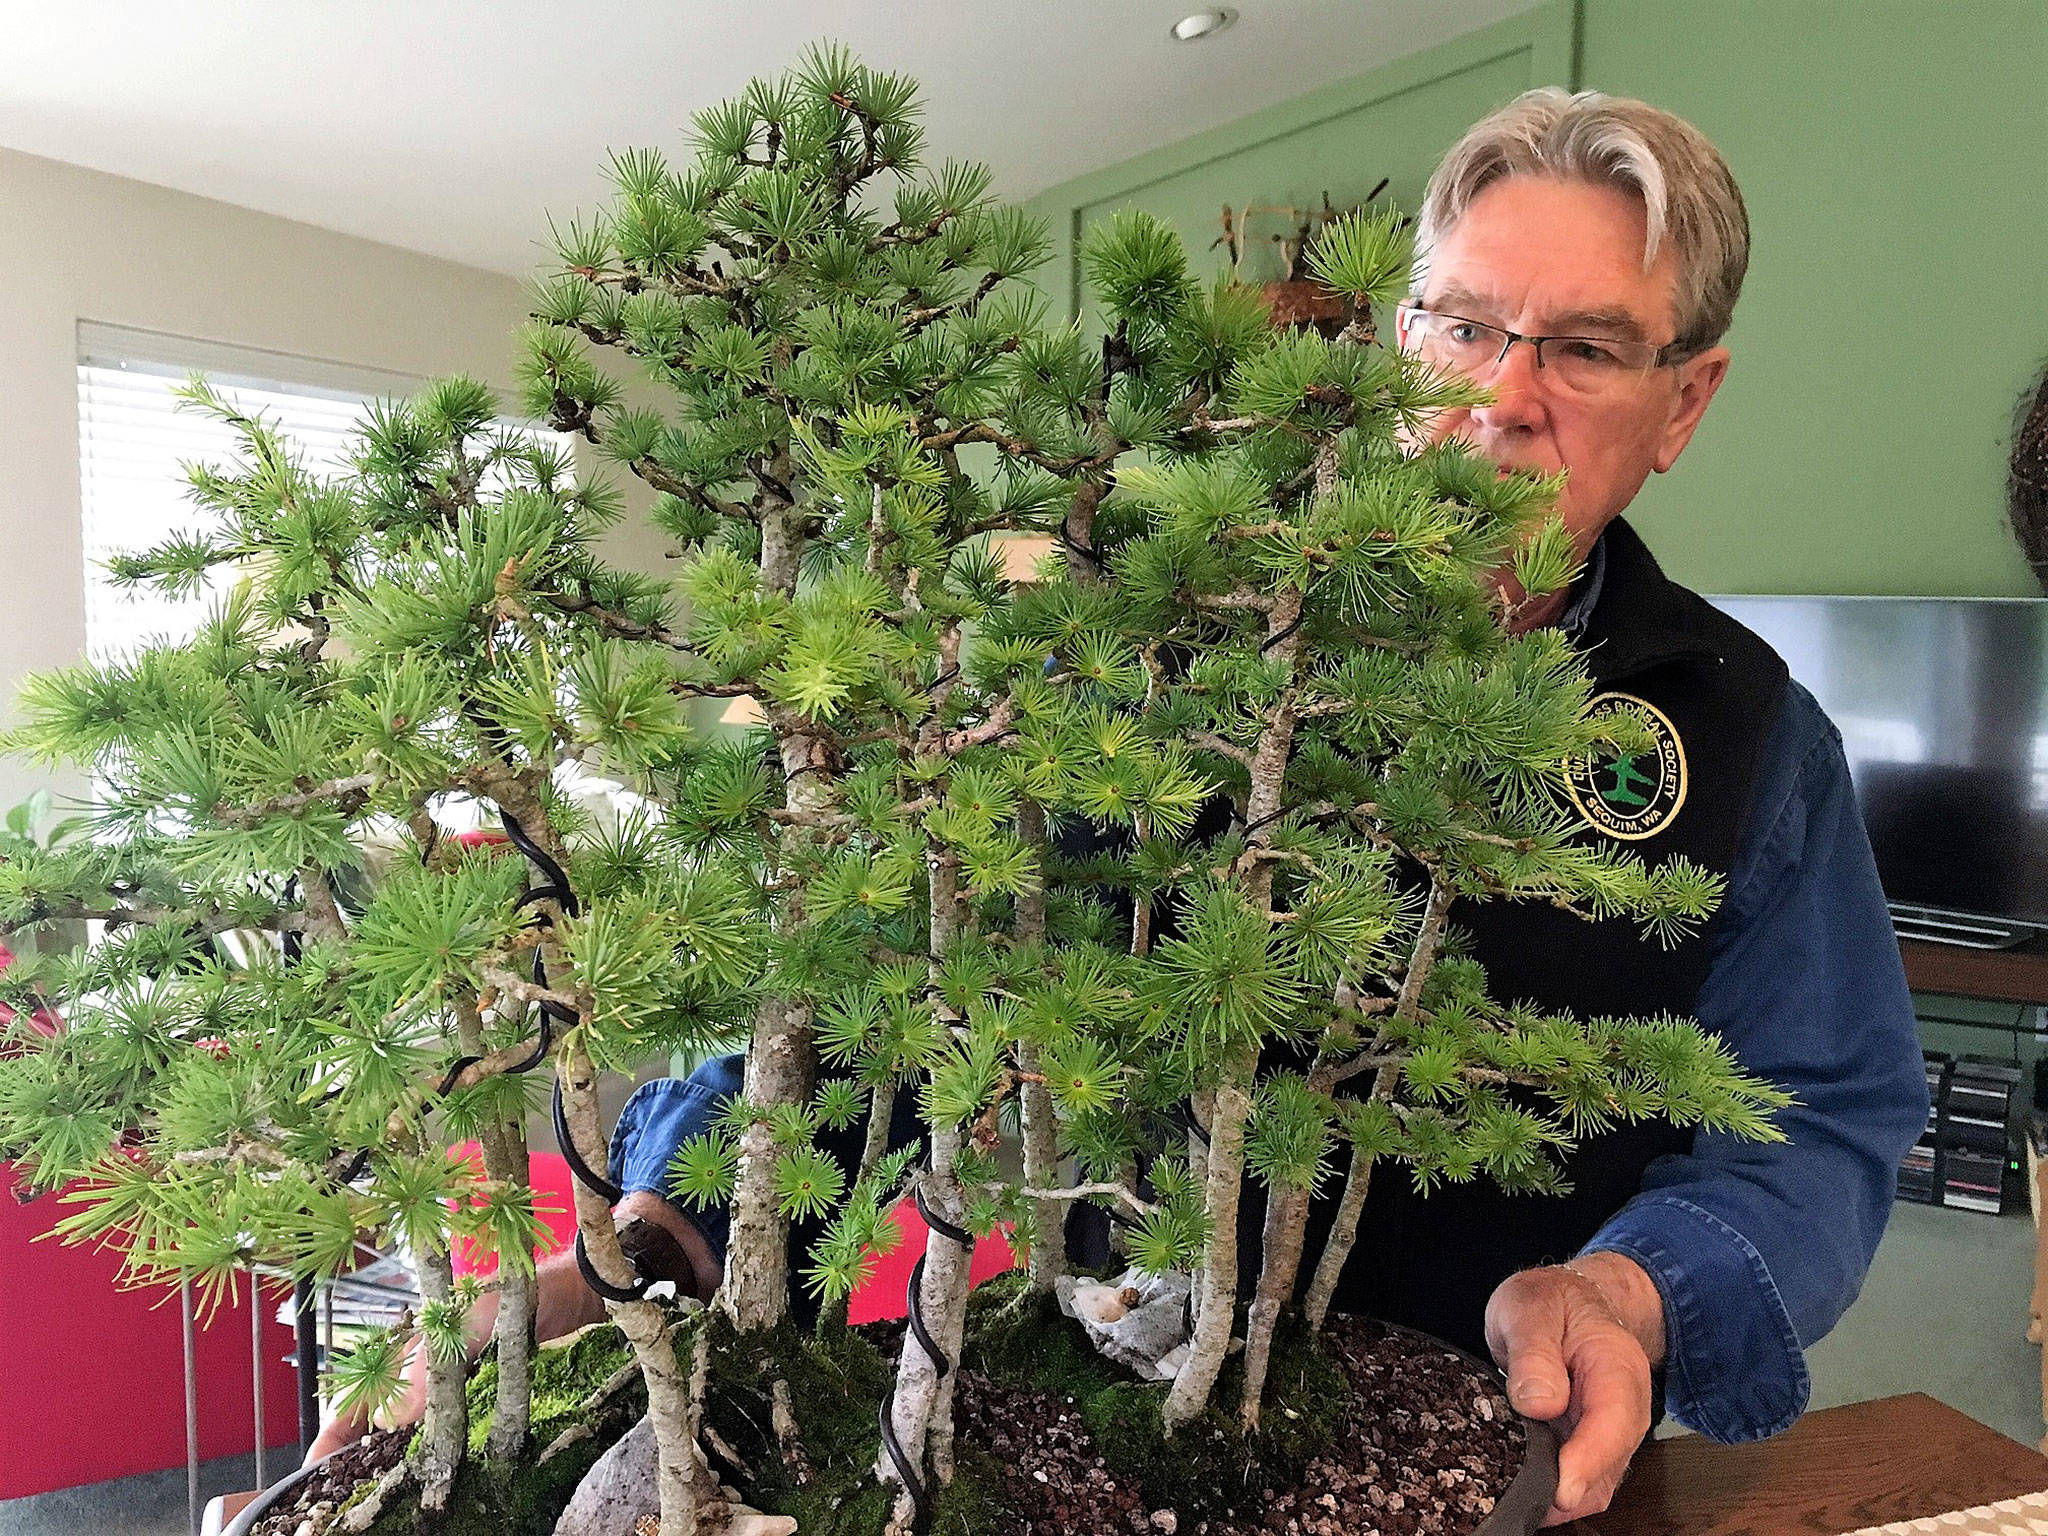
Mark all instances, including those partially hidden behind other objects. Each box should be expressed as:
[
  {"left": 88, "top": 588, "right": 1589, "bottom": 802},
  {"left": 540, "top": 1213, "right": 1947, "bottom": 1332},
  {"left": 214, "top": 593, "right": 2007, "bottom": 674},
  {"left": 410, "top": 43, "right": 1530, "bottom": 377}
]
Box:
[{"left": 1171, "top": 9, "right": 1238, "bottom": 42}]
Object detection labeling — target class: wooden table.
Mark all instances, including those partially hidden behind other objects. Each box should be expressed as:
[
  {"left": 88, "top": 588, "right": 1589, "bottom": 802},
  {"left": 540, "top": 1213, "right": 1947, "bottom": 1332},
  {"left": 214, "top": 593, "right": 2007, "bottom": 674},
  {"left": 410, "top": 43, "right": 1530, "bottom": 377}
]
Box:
[
  {"left": 1570, "top": 1394, "right": 2048, "bottom": 1535},
  {"left": 1899, "top": 937, "right": 2048, "bottom": 1007}
]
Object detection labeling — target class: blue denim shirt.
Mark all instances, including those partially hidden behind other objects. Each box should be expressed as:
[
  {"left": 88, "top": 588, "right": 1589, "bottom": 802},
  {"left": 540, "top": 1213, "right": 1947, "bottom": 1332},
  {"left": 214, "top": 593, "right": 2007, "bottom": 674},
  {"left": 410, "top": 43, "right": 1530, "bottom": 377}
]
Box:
[
  {"left": 612, "top": 680, "right": 1929, "bottom": 1448},
  {"left": 1580, "top": 675, "right": 1928, "bottom": 1442}
]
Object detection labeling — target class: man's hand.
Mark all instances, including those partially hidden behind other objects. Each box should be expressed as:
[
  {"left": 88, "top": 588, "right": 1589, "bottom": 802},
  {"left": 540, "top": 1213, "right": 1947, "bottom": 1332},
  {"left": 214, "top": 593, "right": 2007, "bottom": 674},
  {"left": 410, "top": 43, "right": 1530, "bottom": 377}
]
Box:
[
  {"left": 305, "top": 1330, "right": 434, "bottom": 1463},
  {"left": 1484, "top": 1253, "right": 1666, "bottom": 1525}
]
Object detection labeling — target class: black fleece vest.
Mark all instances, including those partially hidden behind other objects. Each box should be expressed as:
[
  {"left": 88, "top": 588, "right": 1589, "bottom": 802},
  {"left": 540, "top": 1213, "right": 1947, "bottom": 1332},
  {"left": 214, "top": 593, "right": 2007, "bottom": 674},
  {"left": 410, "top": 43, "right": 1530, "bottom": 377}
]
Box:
[{"left": 1236, "top": 518, "right": 1790, "bottom": 1359}]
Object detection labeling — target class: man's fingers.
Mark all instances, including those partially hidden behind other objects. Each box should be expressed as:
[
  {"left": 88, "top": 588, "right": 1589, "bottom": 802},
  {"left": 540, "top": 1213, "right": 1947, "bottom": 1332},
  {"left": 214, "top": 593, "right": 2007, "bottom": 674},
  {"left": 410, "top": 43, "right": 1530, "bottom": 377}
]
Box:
[
  {"left": 1486, "top": 1265, "right": 1656, "bottom": 1526},
  {"left": 1484, "top": 1273, "right": 1573, "bottom": 1422},
  {"left": 1548, "top": 1331, "right": 1652, "bottom": 1521}
]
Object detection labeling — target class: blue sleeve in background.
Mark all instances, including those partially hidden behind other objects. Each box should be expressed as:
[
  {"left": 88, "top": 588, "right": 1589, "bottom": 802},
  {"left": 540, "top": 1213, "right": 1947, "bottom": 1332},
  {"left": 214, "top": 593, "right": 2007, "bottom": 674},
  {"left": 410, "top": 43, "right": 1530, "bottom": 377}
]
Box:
[
  {"left": 608, "top": 1052, "right": 748, "bottom": 1264},
  {"left": 1585, "top": 682, "right": 1930, "bottom": 1442}
]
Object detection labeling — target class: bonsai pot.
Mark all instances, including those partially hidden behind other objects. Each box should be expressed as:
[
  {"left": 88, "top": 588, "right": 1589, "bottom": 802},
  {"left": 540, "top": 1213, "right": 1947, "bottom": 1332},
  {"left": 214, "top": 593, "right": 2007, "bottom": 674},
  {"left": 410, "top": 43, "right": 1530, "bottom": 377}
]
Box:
[
  {"left": 218, "top": 1429, "right": 411, "bottom": 1536},
  {"left": 219, "top": 1319, "right": 1558, "bottom": 1536},
  {"left": 218, "top": 1456, "right": 324, "bottom": 1536},
  {"left": 1258, "top": 278, "right": 1360, "bottom": 338}
]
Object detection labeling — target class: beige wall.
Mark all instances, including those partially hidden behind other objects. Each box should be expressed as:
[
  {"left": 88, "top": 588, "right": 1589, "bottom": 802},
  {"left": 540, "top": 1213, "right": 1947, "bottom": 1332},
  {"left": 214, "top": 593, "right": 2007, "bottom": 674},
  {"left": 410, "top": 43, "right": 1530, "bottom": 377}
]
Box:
[{"left": 0, "top": 146, "right": 672, "bottom": 811}]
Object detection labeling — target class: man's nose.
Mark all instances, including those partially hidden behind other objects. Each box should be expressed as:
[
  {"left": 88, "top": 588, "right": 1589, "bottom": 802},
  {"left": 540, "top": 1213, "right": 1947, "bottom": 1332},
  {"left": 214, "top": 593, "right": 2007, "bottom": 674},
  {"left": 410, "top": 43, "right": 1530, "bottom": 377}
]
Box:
[{"left": 1471, "top": 337, "right": 1548, "bottom": 431}]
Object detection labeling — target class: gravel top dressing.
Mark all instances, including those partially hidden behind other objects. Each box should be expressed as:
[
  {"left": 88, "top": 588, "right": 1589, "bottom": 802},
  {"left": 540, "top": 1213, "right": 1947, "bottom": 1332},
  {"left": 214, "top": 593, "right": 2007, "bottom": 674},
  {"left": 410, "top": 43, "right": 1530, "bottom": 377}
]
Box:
[
  {"left": 953, "top": 1316, "right": 1524, "bottom": 1536},
  {"left": 249, "top": 1428, "right": 409, "bottom": 1536}
]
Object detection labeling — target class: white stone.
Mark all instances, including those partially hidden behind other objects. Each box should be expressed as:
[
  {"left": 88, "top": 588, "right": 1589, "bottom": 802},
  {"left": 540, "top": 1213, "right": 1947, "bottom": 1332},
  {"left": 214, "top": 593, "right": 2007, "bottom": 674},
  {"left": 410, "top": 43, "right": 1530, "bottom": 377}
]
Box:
[
  {"left": 1054, "top": 1268, "right": 1193, "bottom": 1382},
  {"left": 556, "top": 1418, "right": 800, "bottom": 1536},
  {"left": 1065, "top": 1281, "right": 1131, "bottom": 1324},
  {"left": 554, "top": 1415, "right": 658, "bottom": 1536},
  {"left": 722, "top": 1518, "right": 798, "bottom": 1536}
]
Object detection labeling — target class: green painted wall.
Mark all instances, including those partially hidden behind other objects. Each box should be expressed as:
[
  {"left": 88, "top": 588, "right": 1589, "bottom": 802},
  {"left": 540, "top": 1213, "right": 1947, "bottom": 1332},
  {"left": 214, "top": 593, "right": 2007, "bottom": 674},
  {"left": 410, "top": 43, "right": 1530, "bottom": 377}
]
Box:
[
  {"left": 1580, "top": 0, "right": 2046, "bottom": 597},
  {"left": 1024, "top": 0, "right": 2048, "bottom": 598}
]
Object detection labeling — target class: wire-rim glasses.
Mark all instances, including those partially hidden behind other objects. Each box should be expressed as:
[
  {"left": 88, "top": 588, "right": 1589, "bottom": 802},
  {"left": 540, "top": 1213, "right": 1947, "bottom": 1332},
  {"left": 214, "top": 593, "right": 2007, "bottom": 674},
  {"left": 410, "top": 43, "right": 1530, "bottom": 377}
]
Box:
[{"left": 1395, "top": 301, "right": 1699, "bottom": 398}]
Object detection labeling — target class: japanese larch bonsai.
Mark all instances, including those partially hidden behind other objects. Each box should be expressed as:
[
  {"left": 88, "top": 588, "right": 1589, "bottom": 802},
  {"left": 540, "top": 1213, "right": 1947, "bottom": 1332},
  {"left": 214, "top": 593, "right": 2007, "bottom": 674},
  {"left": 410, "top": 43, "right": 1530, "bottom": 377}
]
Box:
[{"left": 0, "top": 44, "right": 1786, "bottom": 1536}]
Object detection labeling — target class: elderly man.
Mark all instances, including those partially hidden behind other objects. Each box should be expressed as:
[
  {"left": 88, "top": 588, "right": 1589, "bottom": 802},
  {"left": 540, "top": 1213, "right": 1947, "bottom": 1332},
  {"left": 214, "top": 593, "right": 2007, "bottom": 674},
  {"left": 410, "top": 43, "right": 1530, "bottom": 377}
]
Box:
[
  {"left": 1361, "top": 86, "right": 1926, "bottom": 1521},
  {"left": 318, "top": 88, "right": 1928, "bottom": 1527}
]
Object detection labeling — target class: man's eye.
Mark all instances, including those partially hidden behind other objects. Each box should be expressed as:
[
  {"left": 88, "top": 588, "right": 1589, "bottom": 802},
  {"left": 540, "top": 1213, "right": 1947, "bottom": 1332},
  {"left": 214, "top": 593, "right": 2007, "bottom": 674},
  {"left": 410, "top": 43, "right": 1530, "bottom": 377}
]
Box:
[
  {"left": 1559, "top": 339, "right": 1625, "bottom": 367},
  {"left": 1445, "top": 322, "right": 1487, "bottom": 346}
]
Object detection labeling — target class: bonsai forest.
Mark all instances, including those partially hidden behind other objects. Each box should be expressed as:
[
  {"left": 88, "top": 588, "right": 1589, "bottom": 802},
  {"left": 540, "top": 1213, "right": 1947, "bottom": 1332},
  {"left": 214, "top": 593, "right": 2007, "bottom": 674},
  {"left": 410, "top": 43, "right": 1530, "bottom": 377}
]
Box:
[{"left": 0, "top": 45, "right": 1786, "bottom": 1536}]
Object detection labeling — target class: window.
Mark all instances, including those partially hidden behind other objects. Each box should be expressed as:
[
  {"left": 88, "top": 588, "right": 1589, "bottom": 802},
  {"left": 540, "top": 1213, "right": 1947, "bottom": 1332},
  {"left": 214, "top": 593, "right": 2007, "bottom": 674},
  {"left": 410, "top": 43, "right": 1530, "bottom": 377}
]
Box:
[
  {"left": 76, "top": 322, "right": 565, "bottom": 664},
  {"left": 76, "top": 324, "right": 422, "bottom": 664}
]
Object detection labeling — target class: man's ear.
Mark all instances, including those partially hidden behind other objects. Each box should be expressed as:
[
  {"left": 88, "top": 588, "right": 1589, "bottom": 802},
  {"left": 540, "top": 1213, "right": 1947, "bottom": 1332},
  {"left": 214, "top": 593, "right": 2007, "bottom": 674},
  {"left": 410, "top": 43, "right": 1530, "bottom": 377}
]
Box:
[{"left": 1653, "top": 346, "right": 1731, "bottom": 474}]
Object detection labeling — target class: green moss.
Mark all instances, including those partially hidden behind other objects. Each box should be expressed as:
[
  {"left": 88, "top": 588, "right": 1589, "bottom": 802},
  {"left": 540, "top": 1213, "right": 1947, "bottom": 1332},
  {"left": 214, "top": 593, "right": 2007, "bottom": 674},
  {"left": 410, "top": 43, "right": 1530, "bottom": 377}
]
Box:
[
  {"left": 696, "top": 1309, "right": 1013, "bottom": 1536},
  {"left": 359, "top": 1281, "right": 1348, "bottom": 1534},
  {"left": 926, "top": 1445, "right": 1020, "bottom": 1536},
  {"left": 959, "top": 1271, "right": 1123, "bottom": 1398},
  {"left": 696, "top": 1310, "right": 895, "bottom": 1536},
  {"left": 366, "top": 1319, "right": 650, "bottom": 1536},
  {"left": 336, "top": 1476, "right": 379, "bottom": 1517}
]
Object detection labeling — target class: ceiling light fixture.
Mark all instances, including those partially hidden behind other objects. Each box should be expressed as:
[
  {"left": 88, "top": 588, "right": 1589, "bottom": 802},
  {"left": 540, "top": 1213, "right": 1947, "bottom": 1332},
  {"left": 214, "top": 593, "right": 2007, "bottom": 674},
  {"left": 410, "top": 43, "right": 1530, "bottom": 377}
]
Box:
[{"left": 1170, "top": 9, "right": 1238, "bottom": 42}]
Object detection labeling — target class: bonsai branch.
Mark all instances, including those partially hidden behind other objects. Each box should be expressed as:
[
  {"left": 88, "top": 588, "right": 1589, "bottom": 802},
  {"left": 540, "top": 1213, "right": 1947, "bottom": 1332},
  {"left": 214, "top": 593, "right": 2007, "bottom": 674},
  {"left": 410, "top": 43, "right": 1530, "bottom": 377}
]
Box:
[
  {"left": 939, "top": 697, "right": 1016, "bottom": 755},
  {"left": 478, "top": 964, "right": 584, "bottom": 1016},
  {"left": 1188, "top": 731, "right": 1255, "bottom": 768},
  {"left": 1190, "top": 589, "right": 1276, "bottom": 613},
  {"left": 214, "top": 773, "right": 379, "bottom": 827},
  {"left": 1303, "top": 1057, "right": 1403, "bottom": 1334},
  {"left": 1011, "top": 1180, "right": 1158, "bottom": 1218}
]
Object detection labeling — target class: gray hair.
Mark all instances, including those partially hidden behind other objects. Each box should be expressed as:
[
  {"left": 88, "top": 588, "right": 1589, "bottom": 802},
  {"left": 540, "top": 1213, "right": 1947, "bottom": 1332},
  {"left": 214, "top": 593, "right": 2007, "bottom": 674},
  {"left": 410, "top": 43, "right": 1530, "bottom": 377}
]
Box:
[{"left": 1413, "top": 87, "right": 1750, "bottom": 351}]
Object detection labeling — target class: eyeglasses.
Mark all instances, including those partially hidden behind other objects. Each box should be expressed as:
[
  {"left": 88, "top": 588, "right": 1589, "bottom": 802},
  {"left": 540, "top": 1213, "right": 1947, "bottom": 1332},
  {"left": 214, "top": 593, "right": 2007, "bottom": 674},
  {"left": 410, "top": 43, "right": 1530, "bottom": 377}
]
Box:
[{"left": 1395, "top": 302, "right": 1698, "bottom": 399}]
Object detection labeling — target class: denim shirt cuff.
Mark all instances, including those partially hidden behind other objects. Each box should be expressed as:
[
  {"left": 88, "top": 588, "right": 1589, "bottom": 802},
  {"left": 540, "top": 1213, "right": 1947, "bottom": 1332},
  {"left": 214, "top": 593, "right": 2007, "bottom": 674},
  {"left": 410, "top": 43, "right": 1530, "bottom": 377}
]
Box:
[
  {"left": 607, "top": 1074, "right": 735, "bottom": 1264},
  {"left": 1581, "top": 1192, "right": 1810, "bottom": 1443}
]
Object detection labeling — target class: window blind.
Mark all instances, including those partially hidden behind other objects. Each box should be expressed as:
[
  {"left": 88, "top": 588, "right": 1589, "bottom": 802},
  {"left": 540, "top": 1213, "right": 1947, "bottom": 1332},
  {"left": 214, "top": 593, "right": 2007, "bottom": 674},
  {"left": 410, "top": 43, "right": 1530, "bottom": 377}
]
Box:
[
  {"left": 74, "top": 322, "right": 565, "bottom": 666},
  {"left": 76, "top": 324, "right": 419, "bottom": 665}
]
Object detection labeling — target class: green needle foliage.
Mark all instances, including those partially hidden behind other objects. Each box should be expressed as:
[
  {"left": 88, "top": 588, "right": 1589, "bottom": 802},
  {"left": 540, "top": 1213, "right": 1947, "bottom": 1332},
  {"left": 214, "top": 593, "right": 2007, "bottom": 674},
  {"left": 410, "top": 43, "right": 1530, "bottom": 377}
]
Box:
[{"left": 0, "top": 38, "right": 1789, "bottom": 1527}]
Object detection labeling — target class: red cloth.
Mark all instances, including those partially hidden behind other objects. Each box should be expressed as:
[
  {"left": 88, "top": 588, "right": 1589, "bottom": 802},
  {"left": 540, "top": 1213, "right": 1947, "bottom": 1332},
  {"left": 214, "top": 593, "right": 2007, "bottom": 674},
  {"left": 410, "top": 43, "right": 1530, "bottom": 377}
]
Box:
[
  {"left": 1, "top": 949, "right": 306, "bottom": 1499},
  {"left": 0, "top": 1167, "right": 301, "bottom": 1499},
  {"left": 0, "top": 1119, "right": 1014, "bottom": 1498},
  {"left": 847, "top": 1201, "right": 1017, "bottom": 1326}
]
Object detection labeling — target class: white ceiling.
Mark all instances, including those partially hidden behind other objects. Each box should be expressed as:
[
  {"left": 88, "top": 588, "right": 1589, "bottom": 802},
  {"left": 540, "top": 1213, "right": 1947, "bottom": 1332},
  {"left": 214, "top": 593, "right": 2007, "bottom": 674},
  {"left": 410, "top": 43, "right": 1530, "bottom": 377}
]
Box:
[{"left": 0, "top": 1, "right": 1540, "bottom": 278}]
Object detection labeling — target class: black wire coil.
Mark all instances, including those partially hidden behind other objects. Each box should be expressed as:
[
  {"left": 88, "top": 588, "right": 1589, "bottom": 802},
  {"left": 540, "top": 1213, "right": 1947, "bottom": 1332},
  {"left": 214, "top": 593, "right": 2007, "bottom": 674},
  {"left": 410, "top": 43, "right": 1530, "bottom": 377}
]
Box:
[
  {"left": 876, "top": 1180, "right": 975, "bottom": 1533},
  {"left": 284, "top": 812, "right": 650, "bottom": 1299},
  {"left": 498, "top": 810, "right": 651, "bottom": 1304}
]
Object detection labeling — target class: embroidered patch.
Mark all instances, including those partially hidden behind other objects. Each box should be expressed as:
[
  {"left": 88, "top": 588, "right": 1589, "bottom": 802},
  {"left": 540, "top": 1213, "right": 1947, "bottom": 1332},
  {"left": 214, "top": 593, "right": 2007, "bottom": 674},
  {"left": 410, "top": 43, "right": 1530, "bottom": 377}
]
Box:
[{"left": 1566, "top": 692, "right": 1688, "bottom": 842}]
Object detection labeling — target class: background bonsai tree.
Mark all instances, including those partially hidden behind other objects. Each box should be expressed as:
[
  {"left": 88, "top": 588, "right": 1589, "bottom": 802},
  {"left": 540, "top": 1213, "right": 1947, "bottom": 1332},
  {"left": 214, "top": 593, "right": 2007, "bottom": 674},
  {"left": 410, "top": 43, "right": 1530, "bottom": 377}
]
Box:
[
  {"left": 0, "top": 366, "right": 770, "bottom": 1523},
  {"left": 0, "top": 40, "right": 1789, "bottom": 1536}
]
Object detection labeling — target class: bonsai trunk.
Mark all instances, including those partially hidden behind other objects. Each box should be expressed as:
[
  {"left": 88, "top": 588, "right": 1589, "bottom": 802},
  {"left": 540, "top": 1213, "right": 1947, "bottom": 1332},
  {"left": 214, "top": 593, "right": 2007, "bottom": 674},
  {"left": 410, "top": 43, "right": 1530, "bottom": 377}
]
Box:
[
  {"left": 1304, "top": 878, "right": 1451, "bottom": 1333},
  {"left": 483, "top": 1118, "right": 538, "bottom": 1461},
  {"left": 1302, "top": 1142, "right": 1376, "bottom": 1335},
  {"left": 878, "top": 1122, "right": 975, "bottom": 1536},
  {"left": 1185, "top": 1090, "right": 1213, "bottom": 1336},
  {"left": 879, "top": 839, "right": 979, "bottom": 1532},
  {"left": 1162, "top": 1047, "right": 1255, "bottom": 1431},
  {"left": 1167, "top": 577, "right": 1309, "bottom": 1432},
  {"left": 859, "top": 1080, "right": 896, "bottom": 1185},
  {"left": 722, "top": 995, "right": 814, "bottom": 1333},
  {"left": 454, "top": 994, "right": 536, "bottom": 1461},
  {"left": 1013, "top": 1048, "right": 1062, "bottom": 1287},
  {"left": 559, "top": 1033, "right": 702, "bottom": 1536},
  {"left": 1237, "top": 1182, "right": 1311, "bottom": 1432},
  {"left": 722, "top": 720, "right": 834, "bottom": 1334},
  {"left": 411, "top": 1244, "right": 468, "bottom": 1515},
  {"left": 1012, "top": 800, "right": 1064, "bottom": 1291}
]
